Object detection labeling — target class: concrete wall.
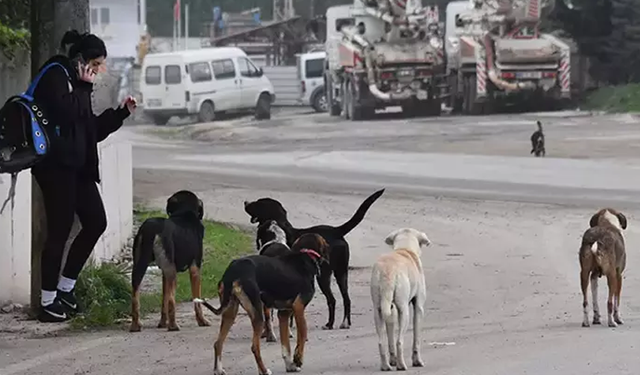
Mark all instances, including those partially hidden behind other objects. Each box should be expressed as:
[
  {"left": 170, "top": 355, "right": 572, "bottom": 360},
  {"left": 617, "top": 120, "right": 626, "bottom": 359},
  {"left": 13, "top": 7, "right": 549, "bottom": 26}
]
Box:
[{"left": 0, "top": 52, "right": 133, "bottom": 306}]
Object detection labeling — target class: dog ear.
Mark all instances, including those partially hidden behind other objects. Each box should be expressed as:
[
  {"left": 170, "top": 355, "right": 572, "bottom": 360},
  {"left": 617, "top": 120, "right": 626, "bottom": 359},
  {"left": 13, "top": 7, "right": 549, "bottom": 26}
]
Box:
[
  {"left": 418, "top": 232, "right": 431, "bottom": 247},
  {"left": 384, "top": 230, "right": 399, "bottom": 246},
  {"left": 589, "top": 213, "right": 600, "bottom": 228},
  {"left": 617, "top": 213, "right": 627, "bottom": 230}
]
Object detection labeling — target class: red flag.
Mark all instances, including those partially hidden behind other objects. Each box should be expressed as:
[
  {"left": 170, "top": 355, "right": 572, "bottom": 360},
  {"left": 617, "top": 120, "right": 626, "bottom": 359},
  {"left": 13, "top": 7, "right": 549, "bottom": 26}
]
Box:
[{"left": 174, "top": 0, "right": 181, "bottom": 21}]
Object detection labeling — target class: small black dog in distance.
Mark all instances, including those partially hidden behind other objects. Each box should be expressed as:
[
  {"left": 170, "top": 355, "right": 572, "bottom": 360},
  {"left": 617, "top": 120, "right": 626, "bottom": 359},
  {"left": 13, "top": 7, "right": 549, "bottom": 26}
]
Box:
[
  {"left": 129, "top": 190, "right": 209, "bottom": 332},
  {"left": 530, "top": 120, "right": 546, "bottom": 157}
]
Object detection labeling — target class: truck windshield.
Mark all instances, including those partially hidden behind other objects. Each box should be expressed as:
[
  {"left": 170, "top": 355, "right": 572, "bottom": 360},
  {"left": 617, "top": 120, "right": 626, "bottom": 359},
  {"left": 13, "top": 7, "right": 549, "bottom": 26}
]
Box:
[{"left": 305, "top": 58, "right": 325, "bottom": 79}]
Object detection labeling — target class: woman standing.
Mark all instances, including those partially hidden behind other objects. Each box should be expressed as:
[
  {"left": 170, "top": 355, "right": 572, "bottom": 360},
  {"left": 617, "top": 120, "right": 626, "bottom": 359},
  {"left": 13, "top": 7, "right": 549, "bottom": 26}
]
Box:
[{"left": 32, "top": 30, "right": 137, "bottom": 322}]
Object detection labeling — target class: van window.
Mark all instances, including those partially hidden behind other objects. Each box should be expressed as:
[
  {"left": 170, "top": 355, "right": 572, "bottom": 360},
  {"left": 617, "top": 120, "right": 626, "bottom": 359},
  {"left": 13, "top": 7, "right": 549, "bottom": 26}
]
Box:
[
  {"left": 189, "top": 62, "right": 212, "bottom": 82},
  {"left": 145, "top": 66, "right": 161, "bottom": 85},
  {"left": 305, "top": 58, "right": 324, "bottom": 79},
  {"left": 165, "top": 65, "right": 181, "bottom": 84},
  {"left": 336, "top": 18, "right": 354, "bottom": 31},
  {"left": 212, "top": 59, "right": 236, "bottom": 80},
  {"left": 237, "top": 57, "right": 260, "bottom": 77}
]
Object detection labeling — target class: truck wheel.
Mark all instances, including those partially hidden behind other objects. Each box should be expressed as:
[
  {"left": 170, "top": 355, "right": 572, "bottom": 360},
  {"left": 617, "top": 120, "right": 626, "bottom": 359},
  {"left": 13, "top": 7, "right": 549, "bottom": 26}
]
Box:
[
  {"left": 326, "top": 76, "right": 341, "bottom": 116},
  {"left": 151, "top": 115, "right": 171, "bottom": 126},
  {"left": 198, "top": 101, "right": 215, "bottom": 123},
  {"left": 255, "top": 93, "right": 272, "bottom": 120},
  {"left": 348, "top": 80, "right": 363, "bottom": 121}
]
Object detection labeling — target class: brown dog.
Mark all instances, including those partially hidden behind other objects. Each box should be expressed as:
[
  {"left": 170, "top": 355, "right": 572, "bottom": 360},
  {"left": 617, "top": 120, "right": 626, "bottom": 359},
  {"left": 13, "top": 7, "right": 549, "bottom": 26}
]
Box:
[
  {"left": 196, "top": 233, "right": 330, "bottom": 375},
  {"left": 579, "top": 208, "right": 627, "bottom": 328}
]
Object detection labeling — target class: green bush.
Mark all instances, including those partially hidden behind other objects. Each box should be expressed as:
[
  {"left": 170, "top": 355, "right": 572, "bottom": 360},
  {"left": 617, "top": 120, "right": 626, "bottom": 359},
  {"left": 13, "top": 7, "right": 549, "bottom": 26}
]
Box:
[
  {"left": 0, "top": 22, "right": 29, "bottom": 59},
  {"left": 583, "top": 84, "right": 640, "bottom": 112}
]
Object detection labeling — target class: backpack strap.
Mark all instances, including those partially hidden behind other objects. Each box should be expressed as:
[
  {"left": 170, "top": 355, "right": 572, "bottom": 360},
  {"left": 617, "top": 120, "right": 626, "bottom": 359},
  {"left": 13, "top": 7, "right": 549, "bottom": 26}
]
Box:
[{"left": 21, "top": 62, "right": 70, "bottom": 102}]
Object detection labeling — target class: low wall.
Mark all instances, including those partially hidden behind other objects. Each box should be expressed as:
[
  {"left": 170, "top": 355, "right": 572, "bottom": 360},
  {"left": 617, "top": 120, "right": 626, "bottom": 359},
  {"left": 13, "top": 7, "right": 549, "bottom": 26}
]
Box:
[{"left": 0, "top": 52, "right": 133, "bottom": 306}]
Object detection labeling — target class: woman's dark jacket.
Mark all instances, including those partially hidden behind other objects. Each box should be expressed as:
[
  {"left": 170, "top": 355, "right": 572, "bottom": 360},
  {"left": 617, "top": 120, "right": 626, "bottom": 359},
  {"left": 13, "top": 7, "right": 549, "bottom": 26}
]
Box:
[{"left": 32, "top": 55, "right": 130, "bottom": 182}]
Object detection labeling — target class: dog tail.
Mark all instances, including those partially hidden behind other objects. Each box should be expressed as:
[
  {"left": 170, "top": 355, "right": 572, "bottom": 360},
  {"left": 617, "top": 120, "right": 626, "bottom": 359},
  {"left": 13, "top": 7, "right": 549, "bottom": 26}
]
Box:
[
  {"left": 537, "top": 120, "right": 543, "bottom": 133},
  {"left": 336, "top": 189, "right": 385, "bottom": 236},
  {"left": 194, "top": 280, "right": 231, "bottom": 315},
  {"left": 379, "top": 287, "right": 396, "bottom": 325}
]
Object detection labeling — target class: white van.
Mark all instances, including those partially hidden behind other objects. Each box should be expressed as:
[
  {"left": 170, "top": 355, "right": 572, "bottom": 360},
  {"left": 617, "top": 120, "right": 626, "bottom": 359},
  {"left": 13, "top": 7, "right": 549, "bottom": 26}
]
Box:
[
  {"left": 140, "top": 47, "right": 276, "bottom": 125},
  {"left": 297, "top": 51, "right": 327, "bottom": 112}
]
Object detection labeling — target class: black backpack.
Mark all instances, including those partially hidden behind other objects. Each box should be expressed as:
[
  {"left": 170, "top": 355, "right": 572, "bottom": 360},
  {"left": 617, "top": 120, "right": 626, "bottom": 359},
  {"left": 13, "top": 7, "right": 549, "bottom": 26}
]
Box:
[{"left": 0, "top": 62, "right": 70, "bottom": 213}]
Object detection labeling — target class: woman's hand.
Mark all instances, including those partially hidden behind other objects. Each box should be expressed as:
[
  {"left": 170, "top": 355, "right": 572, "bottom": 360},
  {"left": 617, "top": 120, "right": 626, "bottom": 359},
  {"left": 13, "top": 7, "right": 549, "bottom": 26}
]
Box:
[
  {"left": 121, "top": 95, "right": 137, "bottom": 113},
  {"left": 77, "top": 61, "right": 96, "bottom": 83}
]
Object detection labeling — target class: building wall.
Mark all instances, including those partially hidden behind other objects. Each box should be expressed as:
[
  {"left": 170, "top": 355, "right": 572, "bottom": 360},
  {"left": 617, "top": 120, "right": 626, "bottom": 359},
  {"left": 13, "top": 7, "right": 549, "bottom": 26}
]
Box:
[{"left": 90, "top": 0, "right": 142, "bottom": 59}]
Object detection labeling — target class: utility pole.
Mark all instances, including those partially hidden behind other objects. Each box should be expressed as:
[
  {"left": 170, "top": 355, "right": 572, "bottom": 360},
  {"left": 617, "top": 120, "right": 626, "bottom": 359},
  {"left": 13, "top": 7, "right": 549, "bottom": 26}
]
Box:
[
  {"left": 185, "top": 2, "right": 189, "bottom": 50},
  {"left": 30, "top": 0, "right": 90, "bottom": 314}
]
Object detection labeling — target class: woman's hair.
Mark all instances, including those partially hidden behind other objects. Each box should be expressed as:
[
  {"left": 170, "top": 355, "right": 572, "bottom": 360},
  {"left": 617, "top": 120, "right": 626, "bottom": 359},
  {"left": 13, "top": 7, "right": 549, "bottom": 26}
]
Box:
[{"left": 60, "top": 30, "right": 108, "bottom": 61}]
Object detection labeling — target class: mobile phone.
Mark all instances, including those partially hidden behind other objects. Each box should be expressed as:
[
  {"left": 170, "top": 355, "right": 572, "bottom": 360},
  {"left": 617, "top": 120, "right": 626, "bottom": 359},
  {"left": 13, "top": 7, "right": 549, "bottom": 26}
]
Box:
[{"left": 71, "top": 53, "right": 87, "bottom": 74}]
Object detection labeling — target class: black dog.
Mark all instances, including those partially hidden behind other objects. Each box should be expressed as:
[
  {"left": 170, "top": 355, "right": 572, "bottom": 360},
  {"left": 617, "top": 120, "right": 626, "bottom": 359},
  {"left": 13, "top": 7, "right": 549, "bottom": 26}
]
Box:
[
  {"left": 255, "top": 220, "right": 295, "bottom": 342},
  {"left": 531, "top": 120, "right": 545, "bottom": 157},
  {"left": 197, "top": 233, "right": 330, "bottom": 375},
  {"left": 244, "top": 188, "right": 385, "bottom": 330},
  {"left": 129, "top": 190, "right": 209, "bottom": 332}
]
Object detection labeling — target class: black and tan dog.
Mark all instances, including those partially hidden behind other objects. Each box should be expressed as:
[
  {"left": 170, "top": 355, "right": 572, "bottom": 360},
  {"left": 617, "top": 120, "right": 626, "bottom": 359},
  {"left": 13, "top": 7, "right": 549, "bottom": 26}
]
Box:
[
  {"left": 579, "top": 208, "right": 627, "bottom": 328},
  {"left": 244, "top": 188, "right": 385, "bottom": 330},
  {"left": 255, "top": 220, "right": 295, "bottom": 342},
  {"left": 129, "top": 190, "right": 209, "bottom": 332},
  {"left": 196, "top": 233, "right": 330, "bottom": 375},
  {"left": 530, "top": 120, "right": 545, "bottom": 157}
]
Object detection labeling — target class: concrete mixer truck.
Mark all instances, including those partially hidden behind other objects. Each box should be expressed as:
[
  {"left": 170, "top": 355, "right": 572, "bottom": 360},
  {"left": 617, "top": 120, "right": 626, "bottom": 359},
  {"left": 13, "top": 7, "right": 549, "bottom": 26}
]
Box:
[
  {"left": 324, "top": 0, "right": 447, "bottom": 120},
  {"left": 444, "top": 0, "right": 571, "bottom": 114}
]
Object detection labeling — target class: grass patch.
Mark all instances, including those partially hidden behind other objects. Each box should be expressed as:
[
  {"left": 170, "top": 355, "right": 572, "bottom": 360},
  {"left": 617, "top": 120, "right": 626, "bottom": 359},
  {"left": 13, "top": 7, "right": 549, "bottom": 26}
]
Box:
[
  {"left": 70, "top": 209, "right": 253, "bottom": 329},
  {"left": 582, "top": 84, "right": 640, "bottom": 112}
]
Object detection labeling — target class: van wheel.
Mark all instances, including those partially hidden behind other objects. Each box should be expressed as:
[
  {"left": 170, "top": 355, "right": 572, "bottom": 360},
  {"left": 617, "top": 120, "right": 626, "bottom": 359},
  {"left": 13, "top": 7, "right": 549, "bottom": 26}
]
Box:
[
  {"left": 152, "top": 115, "right": 171, "bottom": 126},
  {"left": 311, "top": 89, "right": 328, "bottom": 113},
  {"left": 198, "top": 101, "right": 215, "bottom": 123},
  {"left": 255, "top": 93, "right": 271, "bottom": 120}
]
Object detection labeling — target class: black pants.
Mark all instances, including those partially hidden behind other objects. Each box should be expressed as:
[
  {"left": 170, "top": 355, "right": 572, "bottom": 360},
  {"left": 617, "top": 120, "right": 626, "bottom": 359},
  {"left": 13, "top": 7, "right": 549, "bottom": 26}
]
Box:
[{"left": 34, "top": 167, "right": 107, "bottom": 292}]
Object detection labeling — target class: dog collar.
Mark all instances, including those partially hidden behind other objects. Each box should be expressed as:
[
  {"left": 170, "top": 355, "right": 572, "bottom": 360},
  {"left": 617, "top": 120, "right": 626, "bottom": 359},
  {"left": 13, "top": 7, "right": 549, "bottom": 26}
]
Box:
[{"left": 300, "top": 248, "right": 321, "bottom": 259}]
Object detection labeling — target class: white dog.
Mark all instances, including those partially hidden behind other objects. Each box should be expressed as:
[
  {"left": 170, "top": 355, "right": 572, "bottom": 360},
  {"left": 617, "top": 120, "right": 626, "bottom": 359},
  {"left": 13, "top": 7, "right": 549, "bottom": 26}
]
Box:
[{"left": 370, "top": 228, "right": 430, "bottom": 371}]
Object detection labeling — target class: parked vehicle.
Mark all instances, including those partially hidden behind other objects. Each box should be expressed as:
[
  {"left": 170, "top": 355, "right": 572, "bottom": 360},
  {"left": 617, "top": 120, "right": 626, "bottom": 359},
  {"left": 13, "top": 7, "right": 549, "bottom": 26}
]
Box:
[
  {"left": 324, "top": 2, "right": 446, "bottom": 120},
  {"left": 140, "top": 47, "right": 276, "bottom": 125},
  {"left": 297, "top": 51, "right": 327, "bottom": 112},
  {"left": 445, "top": 0, "right": 570, "bottom": 114}
]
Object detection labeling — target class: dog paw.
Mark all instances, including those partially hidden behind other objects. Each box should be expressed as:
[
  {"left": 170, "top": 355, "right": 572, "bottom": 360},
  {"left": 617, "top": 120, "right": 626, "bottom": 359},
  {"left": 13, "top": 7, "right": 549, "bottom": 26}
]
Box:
[
  {"left": 592, "top": 318, "right": 601, "bottom": 325},
  {"left": 321, "top": 323, "right": 334, "bottom": 330},
  {"left": 157, "top": 321, "right": 168, "bottom": 329},
  {"left": 129, "top": 322, "right": 142, "bottom": 332},
  {"left": 197, "top": 318, "right": 211, "bottom": 327},
  {"left": 285, "top": 362, "right": 301, "bottom": 373},
  {"left": 412, "top": 358, "right": 424, "bottom": 367},
  {"left": 380, "top": 363, "right": 393, "bottom": 371},
  {"left": 293, "top": 354, "right": 303, "bottom": 367},
  {"left": 607, "top": 320, "right": 618, "bottom": 328},
  {"left": 396, "top": 362, "right": 408, "bottom": 371},
  {"left": 389, "top": 356, "right": 397, "bottom": 367},
  {"left": 168, "top": 324, "right": 181, "bottom": 332},
  {"left": 339, "top": 321, "right": 351, "bottom": 329},
  {"left": 266, "top": 333, "right": 278, "bottom": 343},
  {"left": 260, "top": 369, "right": 272, "bottom": 375},
  {"left": 581, "top": 320, "right": 590, "bottom": 328},
  {"left": 614, "top": 314, "right": 624, "bottom": 325},
  {"left": 213, "top": 368, "right": 226, "bottom": 375}
]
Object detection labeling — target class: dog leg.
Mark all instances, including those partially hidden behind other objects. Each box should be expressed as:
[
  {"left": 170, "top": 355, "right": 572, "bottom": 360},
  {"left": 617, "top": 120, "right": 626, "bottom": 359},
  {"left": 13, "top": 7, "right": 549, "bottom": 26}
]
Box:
[
  {"left": 395, "top": 306, "right": 410, "bottom": 370},
  {"left": 292, "top": 297, "right": 308, "bottom": 369},
  {"left": 374, "top": 307, "right": 392, "bottom": 371},
  {"left": 214, "top": 301, "right": 239, "bottom": 375},
  {"left": 158, "top": 275, "right": 169, "bottom": 329},
  {"left": 606, "top": 272, "right": 618, "bottom": 327},
  {"left": 590, "top": 274, "right": 600, "bottom": 325},
  {"left": 167, "top": 273, "right": 180, "bottom": 331},
  {"left": 614, "top": 271, "right": 624, "bottom": 325},
  {"left": 189, "top": 265, "right": 211, "bottom": 327},
  {"left": 317, "top": 270, "right": 336, "bottom": 330},
  {"left": 289, "top": 315, "right": 295, "bottom": 338},
  {"left": 335, "top": 270, "right": 352, "bottom": 329},
  {"left": 278, "top": 310, "right": 300, "bottom": 372},
  {"left": 235, "top": 283, "right": 271, "bottom": 375},
  {"left": 580, "top": 269, "right": 590, "bottom": 327},
  {"left": 262, "top": 307, "right": 278, "bottom": 342},
  {"left": 385, "top": 311, "right": 397, "bottom": 367},
  {"left": 411, "top": 301, "right": 425, "bottom": 367},
  {"left": 130, "top": 288, "right": 143, "bottom": 332}
]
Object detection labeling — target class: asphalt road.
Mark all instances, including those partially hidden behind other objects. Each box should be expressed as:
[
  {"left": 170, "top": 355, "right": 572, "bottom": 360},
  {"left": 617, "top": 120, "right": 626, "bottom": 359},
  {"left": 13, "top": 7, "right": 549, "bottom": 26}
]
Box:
[{"left": 2, "top": 108, "right": 640, "bottom": 375}]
